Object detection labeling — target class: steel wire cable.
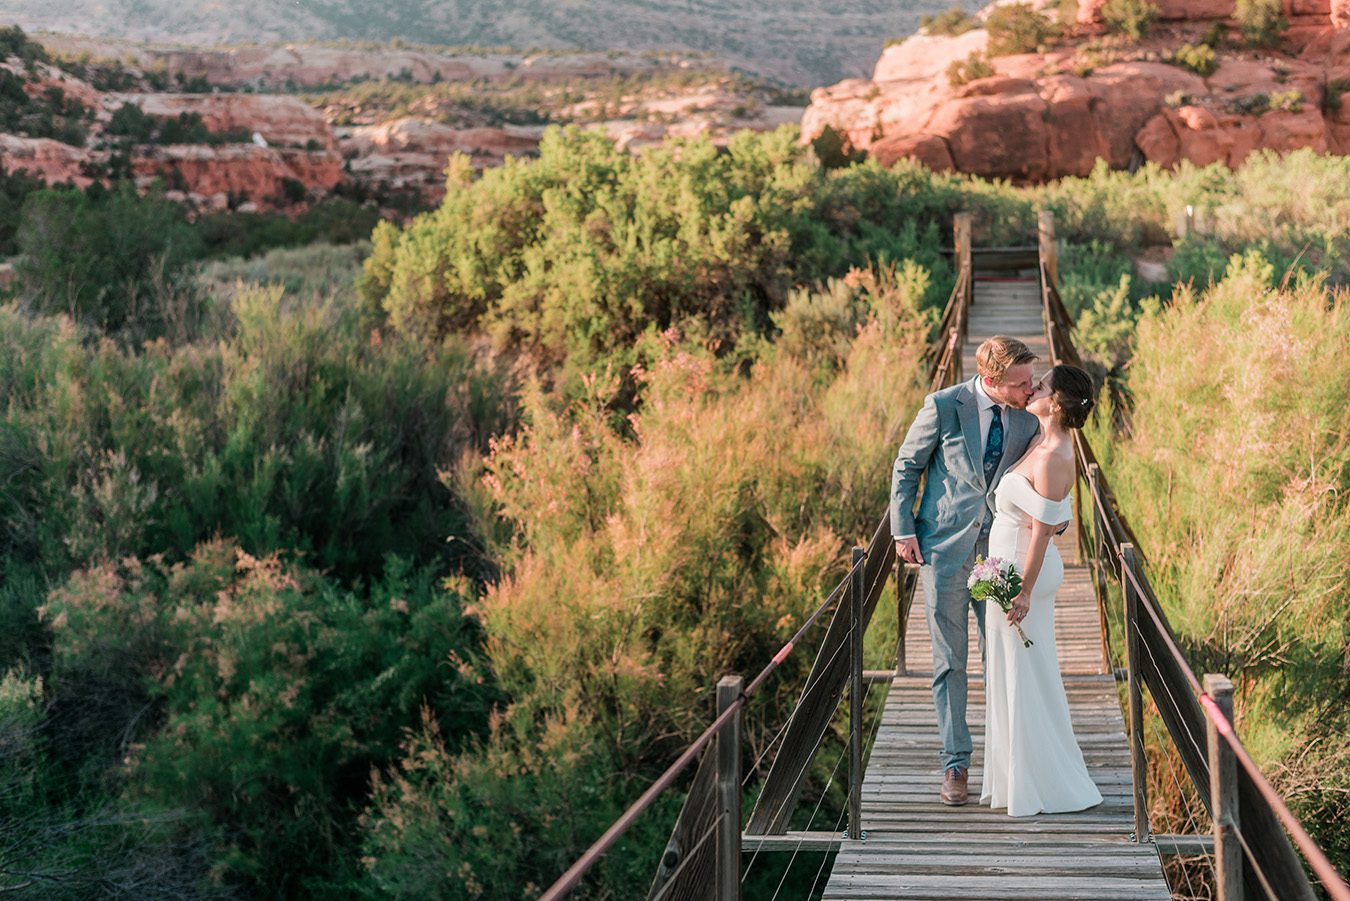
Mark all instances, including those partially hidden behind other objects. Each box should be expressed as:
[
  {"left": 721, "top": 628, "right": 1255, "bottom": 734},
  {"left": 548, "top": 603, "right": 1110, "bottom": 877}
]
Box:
[{"left": 743, "top": 602, "right": 893, "bottom": 888}]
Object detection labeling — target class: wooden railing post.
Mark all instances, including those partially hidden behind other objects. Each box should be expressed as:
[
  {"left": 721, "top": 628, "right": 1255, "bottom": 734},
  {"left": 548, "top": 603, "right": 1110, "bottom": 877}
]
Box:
[
  {"left": 1085, "top": 464, "right": 1111, "bottom": 674},
  {"left": 895, "top": 562, "right": 916, "bottom": 677},
  {"left": 1121, "top": 543, "right": 1149, "bottom": 841},
  {"left": 1205, "top": 674, "right": 1242, "bottom": 901},
  {"left": 847, "top": 547, "right": 864, "bottom": 840},
  {"left": 1038, "top": 210, "right": 1058, "bottom": 287},
  {"left": 954, "top": 212, "right": 972, "bottom": 312},
  {"left": 716, "top": 675, "right": 743, "bottom": 901}
]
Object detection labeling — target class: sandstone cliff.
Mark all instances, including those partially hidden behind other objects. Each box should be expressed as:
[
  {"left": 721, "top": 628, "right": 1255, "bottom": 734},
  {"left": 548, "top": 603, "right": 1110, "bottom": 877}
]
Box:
[{"left": 802, "top": 3, "right": 1350, "bottom": 180}]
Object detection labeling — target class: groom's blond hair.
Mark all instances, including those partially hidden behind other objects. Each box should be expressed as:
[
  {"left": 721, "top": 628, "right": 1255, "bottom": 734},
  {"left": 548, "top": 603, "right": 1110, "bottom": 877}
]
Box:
[{"left": 976, "top": 336, "right": 1037, "bottom": 383}]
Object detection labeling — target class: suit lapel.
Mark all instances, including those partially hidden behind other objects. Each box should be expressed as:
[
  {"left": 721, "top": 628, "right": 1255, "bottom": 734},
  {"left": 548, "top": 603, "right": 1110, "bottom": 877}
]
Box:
[{"left": 956, "top": 378, "right": 983, "bottom": 483}]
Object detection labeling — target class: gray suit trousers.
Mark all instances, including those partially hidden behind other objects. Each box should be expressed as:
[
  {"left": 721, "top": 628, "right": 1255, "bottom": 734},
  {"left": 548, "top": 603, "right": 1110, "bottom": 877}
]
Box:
[{"left": 920, "top": 537, "right": 989, "bottom": 773}]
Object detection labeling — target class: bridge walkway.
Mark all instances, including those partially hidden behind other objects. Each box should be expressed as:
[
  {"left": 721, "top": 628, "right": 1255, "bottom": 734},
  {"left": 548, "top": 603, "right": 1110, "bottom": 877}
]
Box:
[{"left": 820, "top": 271, "right": 1172, "bottom": 900}]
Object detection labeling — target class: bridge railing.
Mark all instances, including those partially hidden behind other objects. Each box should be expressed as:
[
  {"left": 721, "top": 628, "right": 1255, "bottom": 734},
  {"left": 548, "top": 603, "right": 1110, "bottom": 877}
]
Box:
[
  {"left": 1036, "top": 213, "right": 1349, "bottom": 901},
  {"left": 539, "top": 213, "right": 976, "bottom": 901}
]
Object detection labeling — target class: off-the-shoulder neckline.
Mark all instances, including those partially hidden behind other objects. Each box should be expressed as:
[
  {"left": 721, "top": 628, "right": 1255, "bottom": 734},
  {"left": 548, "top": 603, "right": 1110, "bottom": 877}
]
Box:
[{"left": 1004, "top": 470, "right": 1072, "bottom": 505}]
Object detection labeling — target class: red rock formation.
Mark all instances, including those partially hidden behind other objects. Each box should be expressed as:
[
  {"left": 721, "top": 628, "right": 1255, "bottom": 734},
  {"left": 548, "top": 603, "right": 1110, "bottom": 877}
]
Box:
[
  {"left": 804, "top": 0, "right": 1350, "bottom": 181},
  {"left": 0, "top": 135, "right": 100, "bottom": 186},
  {"left": 131, "top": 145, "right": 341, "bottom": 205},
  {"left": 112, "top": 93, "right": 337, "bottom": 150},
  {"left": 337, "top": 117, "right": 545, "bottom": 202}
]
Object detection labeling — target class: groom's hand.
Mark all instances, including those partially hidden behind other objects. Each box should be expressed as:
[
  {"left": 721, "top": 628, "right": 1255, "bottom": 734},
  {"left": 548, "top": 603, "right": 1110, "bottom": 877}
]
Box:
[{"left": 895, "top": 537, "right": 923, "bottom": 565}]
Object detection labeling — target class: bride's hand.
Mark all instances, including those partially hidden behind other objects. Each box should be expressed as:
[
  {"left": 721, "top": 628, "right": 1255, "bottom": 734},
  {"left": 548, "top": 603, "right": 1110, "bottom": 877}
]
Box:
[{"left": 1007, "top": 591, "right": 1031, "bottom": 625}]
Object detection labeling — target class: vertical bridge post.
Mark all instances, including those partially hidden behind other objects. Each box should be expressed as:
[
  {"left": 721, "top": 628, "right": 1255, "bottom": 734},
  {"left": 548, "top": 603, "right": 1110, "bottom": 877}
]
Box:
[
  {"left": 953, "top": 211, "right": 973, "bottom": 384},
  {"left": 1121, "top": 543, "right": 1149, "bottom": 842},
  {"left": 1085, "top": 463, "right": 1112, "bottom": 674},
  {"left": 716, "top": 675, "right": 743, "bottom": 901},
  {"left": 848, "top": 546, "right": 864, "bottom": 840},
  {"left": 1205, "top": 674, "right": 1242, "bottom": 901},
  {"left": 1038, "top": 209, "right": 1058, "bottom": 287}
]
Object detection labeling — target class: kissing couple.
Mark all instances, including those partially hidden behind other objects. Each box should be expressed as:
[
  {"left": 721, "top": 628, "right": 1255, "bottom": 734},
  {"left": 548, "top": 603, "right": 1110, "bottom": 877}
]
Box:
[{"left": 891, "top": 335, "right": 1103, "bottom": 816}]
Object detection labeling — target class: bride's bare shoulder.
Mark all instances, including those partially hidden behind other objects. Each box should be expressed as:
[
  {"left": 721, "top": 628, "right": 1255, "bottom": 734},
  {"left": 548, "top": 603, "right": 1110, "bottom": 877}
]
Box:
[{"left": 1027, "top": 449, "right": 1074, "bottom": 501}]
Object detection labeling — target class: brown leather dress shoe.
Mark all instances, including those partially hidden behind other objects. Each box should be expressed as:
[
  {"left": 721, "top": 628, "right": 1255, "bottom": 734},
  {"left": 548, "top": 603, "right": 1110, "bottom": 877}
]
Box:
[{"left": 940, "top": 766, "right": 969, "bottom": 806}]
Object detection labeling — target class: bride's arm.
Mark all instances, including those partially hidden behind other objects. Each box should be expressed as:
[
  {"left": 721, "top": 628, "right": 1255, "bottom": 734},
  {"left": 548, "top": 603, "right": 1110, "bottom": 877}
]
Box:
[{"left": 1009, "top": 518, "right": 1058, "bottom": 623}]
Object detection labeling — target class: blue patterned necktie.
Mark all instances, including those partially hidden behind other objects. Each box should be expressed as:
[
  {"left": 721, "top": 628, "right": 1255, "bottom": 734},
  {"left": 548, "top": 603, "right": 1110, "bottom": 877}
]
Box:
[{"left": 983, "top": 406, "right": 1004, "bottom": 485}]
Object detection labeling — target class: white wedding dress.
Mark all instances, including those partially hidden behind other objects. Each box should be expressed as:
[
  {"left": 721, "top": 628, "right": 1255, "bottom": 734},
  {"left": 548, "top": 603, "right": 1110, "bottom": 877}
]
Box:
[{"left": 981, "top": 471, "right": 1103, "bottom": 816}]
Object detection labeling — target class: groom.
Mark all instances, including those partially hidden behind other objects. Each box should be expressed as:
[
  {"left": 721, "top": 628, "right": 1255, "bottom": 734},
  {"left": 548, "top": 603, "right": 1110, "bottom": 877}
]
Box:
[{"left": 890, "top": 335, "right": 1039, "bottom": 806}]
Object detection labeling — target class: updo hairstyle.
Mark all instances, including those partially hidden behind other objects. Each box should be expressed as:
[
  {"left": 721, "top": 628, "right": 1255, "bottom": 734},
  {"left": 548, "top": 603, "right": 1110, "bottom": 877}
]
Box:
[{"left": 1048, "top": 364, "right": 1096, "bottom": 429}]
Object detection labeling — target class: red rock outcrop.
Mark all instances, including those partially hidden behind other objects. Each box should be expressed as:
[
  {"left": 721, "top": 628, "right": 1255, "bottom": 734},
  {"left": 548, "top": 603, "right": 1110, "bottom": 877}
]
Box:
[
  {"left": 803, "top": 1, "right": 1350, "bottom": 181},
  {"left": 131, "top": 145, "right": 342, "bottom": 203},
  {"left": 336, "top": 117, "right": 545, "bottom": 202},
  {"left": 0, "top": 135, "right": 100, "bottom": 187},
  {"left": 111, "top": 93, "right": 336, "bottom": 150}
]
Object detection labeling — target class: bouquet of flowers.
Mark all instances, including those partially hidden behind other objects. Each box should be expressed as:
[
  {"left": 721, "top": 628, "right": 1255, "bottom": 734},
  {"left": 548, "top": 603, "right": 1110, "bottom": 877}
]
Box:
[{"left": 968, "top": 556, "right": 1033, "bottom": 648}]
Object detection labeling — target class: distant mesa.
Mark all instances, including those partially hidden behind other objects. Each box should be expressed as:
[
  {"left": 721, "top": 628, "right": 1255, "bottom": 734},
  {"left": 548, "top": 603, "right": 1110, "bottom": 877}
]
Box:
[
  {"left": 0, "top": 35, "right": 807, "bottom": 215},
  {"left": 801, "top": 0, "right": 1350, "bottom": 181}
]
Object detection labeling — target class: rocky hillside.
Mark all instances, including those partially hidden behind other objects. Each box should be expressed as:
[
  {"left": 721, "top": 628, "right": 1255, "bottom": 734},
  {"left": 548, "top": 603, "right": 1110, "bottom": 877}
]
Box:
[
  {"left": 0, "top": 30, "right": 804, "bottom": 215},
  {"left": 5, "top": 0, "right": 957, "bottom": 87},
  {"left": 802, "top": 0, "right": 1350, "bottom": 180}
]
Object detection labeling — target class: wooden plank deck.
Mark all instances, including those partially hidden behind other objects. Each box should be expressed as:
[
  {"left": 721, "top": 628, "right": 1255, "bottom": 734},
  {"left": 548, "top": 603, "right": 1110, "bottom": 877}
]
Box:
[{"left": 820, "top": 275, "right": 1172, "bottom": 900}]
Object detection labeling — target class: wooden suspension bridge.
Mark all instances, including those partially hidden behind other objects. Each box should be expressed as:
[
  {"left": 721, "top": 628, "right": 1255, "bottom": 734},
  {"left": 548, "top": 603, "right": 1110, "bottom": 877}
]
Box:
[{"left": 539, "top": 214, "right": 1350, "bottom": 901}]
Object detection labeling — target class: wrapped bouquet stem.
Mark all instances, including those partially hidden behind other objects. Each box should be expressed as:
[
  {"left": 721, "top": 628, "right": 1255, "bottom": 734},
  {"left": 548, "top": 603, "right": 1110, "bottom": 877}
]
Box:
[{"left": 968, "top": 555, "right": 1034, "bottom": 648}]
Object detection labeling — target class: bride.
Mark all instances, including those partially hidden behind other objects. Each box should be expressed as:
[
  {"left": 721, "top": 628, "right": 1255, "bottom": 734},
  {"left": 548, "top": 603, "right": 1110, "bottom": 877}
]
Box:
[{"left": 981, "top": 363, "right": 1103, "bottom": 817}]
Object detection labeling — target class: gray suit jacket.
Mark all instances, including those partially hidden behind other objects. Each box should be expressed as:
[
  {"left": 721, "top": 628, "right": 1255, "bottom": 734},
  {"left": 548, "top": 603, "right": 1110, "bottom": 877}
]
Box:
[{"left": 890, "top": 376, "right": 1039, "bottom": 580}]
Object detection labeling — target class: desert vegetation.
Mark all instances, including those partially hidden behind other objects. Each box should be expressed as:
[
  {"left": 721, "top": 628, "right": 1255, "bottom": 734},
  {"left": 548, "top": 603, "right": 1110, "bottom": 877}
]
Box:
[{"left": 1, "top": 117, "right": 1348, "bottom": 897}]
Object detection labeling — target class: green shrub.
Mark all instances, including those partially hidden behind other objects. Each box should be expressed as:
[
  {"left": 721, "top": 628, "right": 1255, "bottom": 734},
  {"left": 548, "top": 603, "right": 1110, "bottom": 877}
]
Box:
[
  {"left": 0, "top": 25, "right": 50, "bottom": 68},
  {"left": 811, "top": 123, "right": 868, "bottom": 169},
  {"left": 41, "top": 543, "right": 498, "bottom": 895},
  {"left": 1234, "top": 0, "right": 1287, "bottom": 47},
  {"left": 1091, "top": 255, "right": 1350, "bottom": 873},
  {"left": 947, "top": 51, "right": 997, "bottom": 87},
  {"left": 359, "top": 127, "right": 962, "bottom": 376},
  {"left": 15, "top": 182, "right": 203, "bottom": 340},
  {"left": 0, "top": 73, "right": 90, "bottom": 146},
  {"left": 1171, "top": 42, "right": 1217, "bottom": 77},
  {"left": 985, "top": 3, "right": 1062, "bottom": 56},
  {"left": 1270, "top": 88, "right": 1303, "bottom": 112},
  {"left": 193, "top": 196, "right": 381, "bottom": 258},
  {"left": 0, "top": 282, "right": 515, "bottom": 581},
  {"left": 361, "top": 263, "right": 935, "bottom": 897},
  {"left": 1229, "top": 92, "right": 1271, "bottom": 115},
  {"left": 1100, "top": 0, "right": 1159, "bottom": 40},
  {"left": 921, "top": 4, "right": 981, "bottom": 35},
  {"left": 107, "top": 103, "right": 253, "bottom": 146},
  {"left": 1326, "top": 78, "right": 1350, "bottom": 113}
]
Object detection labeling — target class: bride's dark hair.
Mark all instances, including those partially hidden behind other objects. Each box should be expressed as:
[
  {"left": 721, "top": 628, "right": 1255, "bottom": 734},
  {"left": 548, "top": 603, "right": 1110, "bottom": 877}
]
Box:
[{"left": 1049, "top": 364, "right": 1095, "bottom": 429}]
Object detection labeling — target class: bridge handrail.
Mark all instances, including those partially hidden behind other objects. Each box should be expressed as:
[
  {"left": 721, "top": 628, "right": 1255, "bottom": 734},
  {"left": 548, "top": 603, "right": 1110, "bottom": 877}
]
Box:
[
  {"left": 537, "top": 551, "right": 863, "bottom": 901},
  {"left": 1036, "top": 236, "right": 1349, "bottom": 901}
]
